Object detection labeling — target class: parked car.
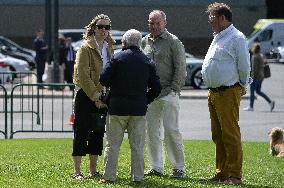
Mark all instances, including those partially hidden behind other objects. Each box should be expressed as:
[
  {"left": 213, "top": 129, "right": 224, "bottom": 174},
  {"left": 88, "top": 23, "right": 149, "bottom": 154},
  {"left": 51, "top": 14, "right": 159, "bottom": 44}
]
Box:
[
  {"left": 59, "top": 29, "right": 85, "bottom": 42},
  {"left": 269, "top": 45, "right": 284, "bottom": 63},
  {"left": 0, "top": 61, "right": 11, "bottom": 84},
  {"left": 247, "top": 19, "right": 284, "bottom": 57},
  {"left": 0, "top": 52, "right": 30, "bottom": 78},
  {"left": 184, "top": 53, "right": 206, "bottom": 89},
  {"left": 72, "top": 30, "right": 148, "bottom": 51},
  {"left": 0, "top": 36, "right": 36, "bottom": 69},
  {"left": 113, "top": 48, "right": 206, "bottom": 89}
]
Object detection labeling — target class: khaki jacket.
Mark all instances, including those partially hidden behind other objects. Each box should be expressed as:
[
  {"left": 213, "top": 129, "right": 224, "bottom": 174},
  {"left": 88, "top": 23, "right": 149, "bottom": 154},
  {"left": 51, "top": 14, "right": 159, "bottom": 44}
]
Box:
[
  {"left": 251, "top": 53, "right": 264, "bottom": 81},
  {"left": 73, "top": 35, "right": 114, "bottom": 101},
  {"left": 142, "top": 29, "right": 186, "bottom": 97}
]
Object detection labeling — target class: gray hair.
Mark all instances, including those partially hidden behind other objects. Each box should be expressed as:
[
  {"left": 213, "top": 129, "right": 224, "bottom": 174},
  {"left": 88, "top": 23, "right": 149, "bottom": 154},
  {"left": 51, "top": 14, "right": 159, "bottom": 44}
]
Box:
[
  {"left": 121, "top": 29, "right": 142, "bottom": 48},
  {"left": 149, "top": 10, "right": 167, "bottom": 21}
]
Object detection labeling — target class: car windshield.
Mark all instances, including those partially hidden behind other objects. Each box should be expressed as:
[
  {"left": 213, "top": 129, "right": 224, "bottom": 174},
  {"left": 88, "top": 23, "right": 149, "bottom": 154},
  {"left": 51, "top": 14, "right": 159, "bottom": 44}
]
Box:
[
  {"left": 0, "top": 37, "right": 21, "bottom": 49},
  {"left": 247, "top": 28, "right": 261, "bottom": 39}
]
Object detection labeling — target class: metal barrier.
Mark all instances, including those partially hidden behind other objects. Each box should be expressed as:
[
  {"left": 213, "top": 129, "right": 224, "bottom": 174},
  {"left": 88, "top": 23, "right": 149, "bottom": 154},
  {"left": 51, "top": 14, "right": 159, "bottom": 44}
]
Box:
[
  {"left": 10, "top": 83, "right": 75, "bottom": 138},
  {"left": 0, "top": 71, "right": 37, "bottom": 139},
  {"left": 0, "top": 84, "right": 8, "bottom": 139},
  {"left": 0, "top": 71, "right": 37, "bottom": 90}
]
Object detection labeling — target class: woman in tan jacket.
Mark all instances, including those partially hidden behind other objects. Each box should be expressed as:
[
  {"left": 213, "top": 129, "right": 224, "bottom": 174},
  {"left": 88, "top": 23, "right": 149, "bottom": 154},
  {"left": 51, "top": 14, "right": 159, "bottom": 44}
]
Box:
[{"left": 72, "top": 14, "right": 114, "bottom": 179}]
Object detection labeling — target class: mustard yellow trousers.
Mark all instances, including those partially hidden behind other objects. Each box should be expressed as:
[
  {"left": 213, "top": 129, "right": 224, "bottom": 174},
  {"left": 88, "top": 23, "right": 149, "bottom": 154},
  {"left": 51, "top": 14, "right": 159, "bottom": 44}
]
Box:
[{"left": 208, "top": 85, "right": 243, "bottom": 179}]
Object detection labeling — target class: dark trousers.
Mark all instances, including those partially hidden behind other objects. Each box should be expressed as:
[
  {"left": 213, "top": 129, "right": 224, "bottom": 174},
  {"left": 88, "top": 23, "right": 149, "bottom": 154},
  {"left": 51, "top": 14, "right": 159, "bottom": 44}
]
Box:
[
  {"left": 249, "top": 79, "right": 271, "bottom": 108},
  {"left": 36, "top": 60, "right": 46, "bottom": 83},
  {"left": 65, "top": 61, "right": 74, "bottom": 83},
  {"left": 72, "top": 89, "right": 104, "bottom": 156},
  {"left": 65, "top": 61, "right": 75, "bottom": 89}
]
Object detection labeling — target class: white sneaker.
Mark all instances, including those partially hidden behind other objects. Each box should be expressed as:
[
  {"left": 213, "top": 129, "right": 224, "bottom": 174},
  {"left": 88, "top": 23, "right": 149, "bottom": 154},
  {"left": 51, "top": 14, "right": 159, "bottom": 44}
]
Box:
[
  {"left": 270, "top": 101, "right": 275, "bottom": 112},
  {"left": 243, "top": 106, "right": 254, "bottom": 111}
]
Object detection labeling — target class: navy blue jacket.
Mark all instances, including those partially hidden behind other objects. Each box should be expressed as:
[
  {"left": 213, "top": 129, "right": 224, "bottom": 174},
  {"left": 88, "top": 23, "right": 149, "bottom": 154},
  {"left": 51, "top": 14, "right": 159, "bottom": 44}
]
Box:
[
  {"left": 34, "top": 38, "right": 47, "bottom": 63},
  {"left": 100, "top": 46, "right": 161, "bottom": 116}
]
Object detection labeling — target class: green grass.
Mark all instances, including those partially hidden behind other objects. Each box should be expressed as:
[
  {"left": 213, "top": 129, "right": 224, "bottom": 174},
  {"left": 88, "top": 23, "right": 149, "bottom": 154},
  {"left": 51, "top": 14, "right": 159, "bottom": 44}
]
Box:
[{"left": 0, "top": 139, "right": 283, "bottom": 188}]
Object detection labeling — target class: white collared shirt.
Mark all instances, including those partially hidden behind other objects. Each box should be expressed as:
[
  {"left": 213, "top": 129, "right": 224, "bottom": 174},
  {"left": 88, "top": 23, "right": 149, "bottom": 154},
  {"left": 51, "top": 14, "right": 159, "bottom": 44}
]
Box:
[
  {"left": 66, "top": 46, "right": 74, "bottom": 61},
  {"left": 101, "top": 41, "right": 109, "bottom": 69},
  {"left": 201, "top": 24, "right": 250, "bottom": 88},
  {"left": 94, "top": 37, "right": 109, "bottom": 69}
]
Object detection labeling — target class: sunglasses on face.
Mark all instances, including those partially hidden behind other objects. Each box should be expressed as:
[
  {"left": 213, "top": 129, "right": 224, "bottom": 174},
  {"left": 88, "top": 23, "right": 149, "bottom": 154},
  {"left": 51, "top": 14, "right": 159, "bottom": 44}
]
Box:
[{"left": 96, "top": 25, "right": 111, "bottom": 30}]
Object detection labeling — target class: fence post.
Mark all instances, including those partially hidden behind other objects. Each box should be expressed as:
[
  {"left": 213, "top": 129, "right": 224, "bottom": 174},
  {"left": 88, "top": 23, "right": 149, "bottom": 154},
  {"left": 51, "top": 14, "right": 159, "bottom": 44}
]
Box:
[{"left": 0, "top": 85, "right": 8, "bottom": 139}]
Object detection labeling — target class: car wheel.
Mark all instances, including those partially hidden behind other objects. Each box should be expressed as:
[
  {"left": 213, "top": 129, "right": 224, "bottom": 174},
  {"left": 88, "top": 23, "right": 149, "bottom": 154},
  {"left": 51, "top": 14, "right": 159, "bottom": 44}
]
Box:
[{"left": 191, "top": 68, "right": 207, "bottom": 89}]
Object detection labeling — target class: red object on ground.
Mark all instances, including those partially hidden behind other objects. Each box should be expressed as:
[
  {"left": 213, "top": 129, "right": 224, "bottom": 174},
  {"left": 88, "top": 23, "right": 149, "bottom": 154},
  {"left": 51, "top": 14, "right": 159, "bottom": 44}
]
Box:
[{"left": 69, "top": 113, "right": 75, "bottom": 126}]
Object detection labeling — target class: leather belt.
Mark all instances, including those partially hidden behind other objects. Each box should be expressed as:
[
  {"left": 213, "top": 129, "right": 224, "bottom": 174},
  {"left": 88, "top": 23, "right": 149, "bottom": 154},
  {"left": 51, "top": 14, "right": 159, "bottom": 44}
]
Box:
[{"left": 209, "top": 82, "right": 240, "bottom": 92}]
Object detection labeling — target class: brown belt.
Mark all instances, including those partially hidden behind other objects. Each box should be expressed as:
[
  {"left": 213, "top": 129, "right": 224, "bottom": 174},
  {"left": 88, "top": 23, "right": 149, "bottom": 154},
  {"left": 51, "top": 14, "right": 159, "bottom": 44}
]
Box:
[{"left": 209, "top": 82, "right": 240, "bottom": 92}]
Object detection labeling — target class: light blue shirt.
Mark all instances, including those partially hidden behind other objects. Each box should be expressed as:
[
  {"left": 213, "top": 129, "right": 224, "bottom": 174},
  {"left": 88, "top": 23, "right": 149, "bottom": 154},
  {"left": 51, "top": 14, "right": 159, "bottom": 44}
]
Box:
[{"left": 201, "top": 24, "right": 250, "bottom": 88}]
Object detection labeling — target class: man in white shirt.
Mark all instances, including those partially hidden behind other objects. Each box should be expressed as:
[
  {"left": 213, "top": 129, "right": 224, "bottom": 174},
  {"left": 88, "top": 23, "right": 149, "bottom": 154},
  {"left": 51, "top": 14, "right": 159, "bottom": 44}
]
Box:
[{"left": 201, "top": 2, "right": 250, "bottom": 185}]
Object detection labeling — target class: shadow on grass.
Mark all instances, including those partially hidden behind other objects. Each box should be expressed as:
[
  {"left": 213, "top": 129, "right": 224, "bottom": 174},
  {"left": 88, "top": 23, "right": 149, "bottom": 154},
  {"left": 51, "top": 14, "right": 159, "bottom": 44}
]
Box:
[
  {"left": 195, "top": 178, "right": 275, "bottom": 188},
  {"left": 92, "top": 176, "right": 278, "bottom": 188}
]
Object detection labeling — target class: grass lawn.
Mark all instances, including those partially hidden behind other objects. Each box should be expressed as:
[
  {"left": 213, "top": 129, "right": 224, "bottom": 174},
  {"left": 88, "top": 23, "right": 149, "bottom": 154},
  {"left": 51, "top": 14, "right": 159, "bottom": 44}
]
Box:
[{"left": 0, "top": 139, "right": 283, "bottom": 188}]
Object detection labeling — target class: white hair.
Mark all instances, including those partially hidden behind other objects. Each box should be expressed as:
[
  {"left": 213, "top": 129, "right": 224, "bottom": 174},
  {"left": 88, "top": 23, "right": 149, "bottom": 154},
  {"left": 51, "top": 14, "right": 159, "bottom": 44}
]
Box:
[{"left": 121, "top": 29, "right": 142, "bottom": 48}]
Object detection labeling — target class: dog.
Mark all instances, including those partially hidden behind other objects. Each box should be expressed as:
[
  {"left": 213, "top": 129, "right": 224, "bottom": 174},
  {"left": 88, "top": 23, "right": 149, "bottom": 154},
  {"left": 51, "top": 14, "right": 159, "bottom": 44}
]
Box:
[{"left": 268, "top": 127, "right": 284, "bottom": 157}]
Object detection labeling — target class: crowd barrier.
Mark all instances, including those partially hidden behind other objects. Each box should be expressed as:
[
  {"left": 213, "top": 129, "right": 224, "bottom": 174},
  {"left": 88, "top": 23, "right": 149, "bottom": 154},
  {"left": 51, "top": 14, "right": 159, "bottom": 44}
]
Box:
[
  {"left": 1, "top": 71, "right": 76, "bottom": 139},
  {"left": 9, "top": 83, "right": 75, "bottom": 139},
  {"left": 0, "top": 84, "right": 8, "bottom": 139}
]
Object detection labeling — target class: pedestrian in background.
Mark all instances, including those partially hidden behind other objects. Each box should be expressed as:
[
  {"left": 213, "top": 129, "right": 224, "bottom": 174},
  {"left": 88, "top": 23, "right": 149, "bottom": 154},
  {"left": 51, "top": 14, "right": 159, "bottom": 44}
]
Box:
[
  {"left": 99, "top": 29, "right": 161, "bottom": 183},
  {"left": 201, "top": 2, "right": 250, "bottom": 185},
  {"left": 71, "top": 14, "right": 114, "bottom": 180},
  {"left": 64, "top": 37, "right": 75, "bottom": 90},
  {"left": 243, "top": 43, "right": 275, "bottom": 112},
  {"left": 142, "top": 10, "right": 187, "bottom": 178},
  {"left": 46, "top": 34, "right": 66, "bottom": 83},
  {"left": 34, "top": 29, "right": 48, "bottom": 85}
]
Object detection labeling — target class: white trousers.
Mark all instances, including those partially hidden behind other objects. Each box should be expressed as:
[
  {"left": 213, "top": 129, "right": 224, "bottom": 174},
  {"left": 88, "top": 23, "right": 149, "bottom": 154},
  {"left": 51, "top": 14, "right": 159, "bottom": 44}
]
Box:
[
  {"left": 146, "top": 92, "right": 185, "bottom": 173},
  {"left": 103, "top": 115, "right": 146, "bottom": 181}
]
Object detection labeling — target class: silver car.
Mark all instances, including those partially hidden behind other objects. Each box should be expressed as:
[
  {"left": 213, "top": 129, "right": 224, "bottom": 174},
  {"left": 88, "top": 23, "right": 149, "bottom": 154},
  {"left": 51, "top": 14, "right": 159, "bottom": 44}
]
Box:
[
  {"left": 113, "top": 49, "right": 206, "bottom": 89},
  {"left": 0, "top": 52, "right": 30, "bottom": 78},
  {"left": 0, "top": 61, "right": 11, "bottom": 84},
  {"left": 269, "top": 45, "right": 284, "bottom": 63},
  {"left": 185, "top": 53, "right": 206, "bottom": 89}
]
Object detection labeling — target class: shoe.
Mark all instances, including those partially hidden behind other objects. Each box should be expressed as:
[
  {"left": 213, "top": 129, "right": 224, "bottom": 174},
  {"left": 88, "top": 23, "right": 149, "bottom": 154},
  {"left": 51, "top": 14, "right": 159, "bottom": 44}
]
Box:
[
  {"left": 223, "top": 177, "right": 242, "bottom": 185},
  {"left": 133, "top": 180, "right": 143, "bottom": 184},
  {"left": 243, "top": 106, "right": 254, "bottom": 111},
  {"left": 207, "top": 174, "right": 226, "bottom": 182},
  {"left": 86, "top": 171, "right": 102, "bottom": 179},
  {"left": 270, "top": 101, "right": 275, "bottom": 112},
  {"left": 144, "top": 169, "right": 163, "bottom": 176},
  {"left": 99, "top": 178, "right": 114, "bottom": 184},
  {"left": 170, "top": 169, "right": 185, "bottom": 178},
  {"left": 72, "top": 173, "right": 84, "bottom": 180}
]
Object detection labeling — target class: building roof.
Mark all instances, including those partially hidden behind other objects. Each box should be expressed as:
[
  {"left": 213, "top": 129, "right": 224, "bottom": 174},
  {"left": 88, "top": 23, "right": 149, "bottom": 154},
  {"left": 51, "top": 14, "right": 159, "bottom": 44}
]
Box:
[{"left": 0, "top": 0, "right": 266, "bottom": 6}]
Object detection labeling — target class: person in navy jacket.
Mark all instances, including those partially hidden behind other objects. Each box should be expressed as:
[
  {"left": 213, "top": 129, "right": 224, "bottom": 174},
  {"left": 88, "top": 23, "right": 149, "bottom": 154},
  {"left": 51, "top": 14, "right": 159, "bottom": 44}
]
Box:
[
  {"left": 99, "top": 29, "right": 161, "bottom": 183},
  {"left": 34, "top": 29, "right": 48, "bottom": 84}
]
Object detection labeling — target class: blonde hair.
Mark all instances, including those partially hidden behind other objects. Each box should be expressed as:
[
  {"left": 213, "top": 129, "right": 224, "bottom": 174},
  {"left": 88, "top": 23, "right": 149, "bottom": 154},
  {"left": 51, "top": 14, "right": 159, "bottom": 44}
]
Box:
[
  {"left": 251, "top": 43, "right": 261, "bottom": 54},
  {"left": 83, "top": 14, "right": 111, "bottom": 39}
]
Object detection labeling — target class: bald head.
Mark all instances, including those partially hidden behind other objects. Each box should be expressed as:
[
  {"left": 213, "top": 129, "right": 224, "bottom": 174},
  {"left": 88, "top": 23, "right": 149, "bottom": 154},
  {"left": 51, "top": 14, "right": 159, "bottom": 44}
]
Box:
[{"left": 148, "top": 10, "right": 167, "bottom": 38}]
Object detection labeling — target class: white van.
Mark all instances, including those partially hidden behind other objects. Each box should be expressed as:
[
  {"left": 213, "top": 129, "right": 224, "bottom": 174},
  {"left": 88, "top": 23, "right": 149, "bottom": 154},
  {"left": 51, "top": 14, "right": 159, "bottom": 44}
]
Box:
[{"left": 247, "top": 19, "right": 284, "bottom": 56}]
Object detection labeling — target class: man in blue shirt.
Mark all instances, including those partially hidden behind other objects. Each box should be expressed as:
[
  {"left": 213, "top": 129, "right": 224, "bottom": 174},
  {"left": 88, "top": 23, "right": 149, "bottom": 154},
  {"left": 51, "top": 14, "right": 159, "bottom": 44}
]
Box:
[{"left": 201, "top": 2, "right": 250, "bottom": 185}]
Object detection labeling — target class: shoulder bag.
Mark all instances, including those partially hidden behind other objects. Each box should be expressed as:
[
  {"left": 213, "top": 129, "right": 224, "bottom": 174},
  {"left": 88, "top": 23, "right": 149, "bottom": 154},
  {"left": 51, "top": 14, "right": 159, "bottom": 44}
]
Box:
[{"left": 264, "top": 64, "right": 271, "bottom": 78}]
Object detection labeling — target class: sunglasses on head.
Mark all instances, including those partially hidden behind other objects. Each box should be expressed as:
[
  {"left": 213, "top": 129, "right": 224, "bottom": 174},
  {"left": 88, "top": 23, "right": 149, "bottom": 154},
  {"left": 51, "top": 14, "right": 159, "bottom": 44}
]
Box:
[{"left": 96, "top": 25, "right": 111, "bottom": 30}]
